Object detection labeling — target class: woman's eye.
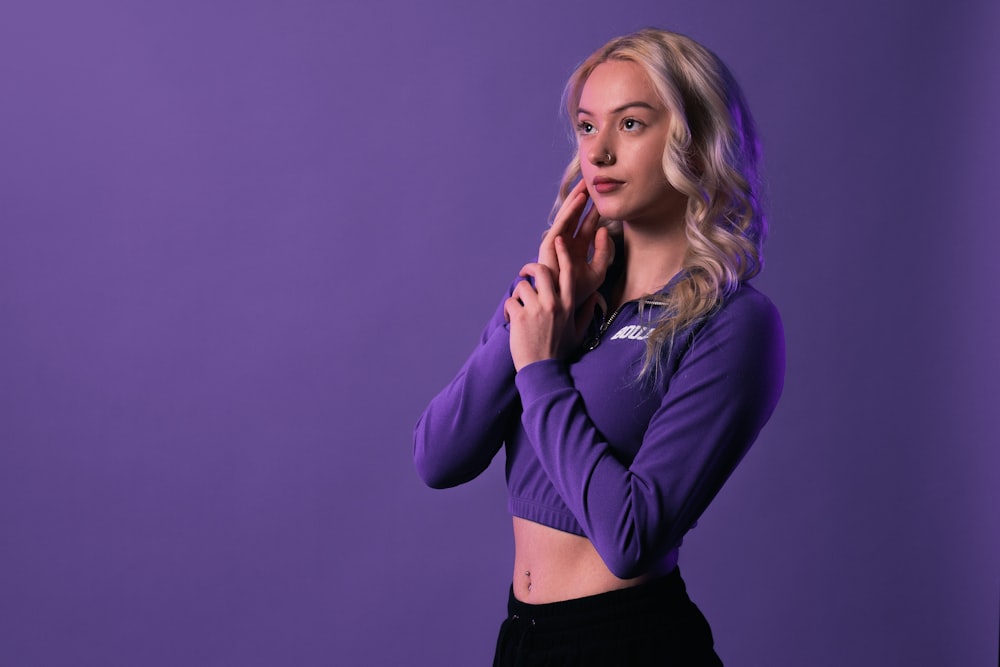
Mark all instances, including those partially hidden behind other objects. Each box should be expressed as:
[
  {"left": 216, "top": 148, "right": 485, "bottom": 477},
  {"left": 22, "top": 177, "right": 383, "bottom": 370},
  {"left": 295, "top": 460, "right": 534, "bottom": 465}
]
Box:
[
  {"left": 576, "top": 121, "right": 595, "bottom": 135},
  {"left": 622, "top": 118, "right": 643, "bottom": 131}
]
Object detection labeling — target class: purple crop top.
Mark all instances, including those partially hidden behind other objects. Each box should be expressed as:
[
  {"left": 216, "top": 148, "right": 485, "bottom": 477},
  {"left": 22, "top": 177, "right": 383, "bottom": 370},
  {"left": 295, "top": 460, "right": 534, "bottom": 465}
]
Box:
[{"left": 414, "top": 270, "right": 784, "bottom": 579}]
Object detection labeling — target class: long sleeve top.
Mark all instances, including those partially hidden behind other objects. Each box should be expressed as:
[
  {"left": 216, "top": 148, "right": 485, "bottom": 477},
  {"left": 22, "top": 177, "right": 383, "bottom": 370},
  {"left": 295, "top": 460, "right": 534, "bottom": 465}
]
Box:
[{"left": 414, "top": 272, "right": 784, "bottom": 579}]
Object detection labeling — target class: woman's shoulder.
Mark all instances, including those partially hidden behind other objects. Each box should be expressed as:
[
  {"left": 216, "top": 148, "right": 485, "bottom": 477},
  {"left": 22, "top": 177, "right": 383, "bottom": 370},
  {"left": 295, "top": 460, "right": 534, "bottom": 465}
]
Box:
[
  {"left": 690, "top": 281, "right": 784, "bottom": 353},
  {"left": 679, "top": 281, "right": 785, "bottom": 406},
  {"left": 719, "top": 282, "right": 781, "bottom": 327}
]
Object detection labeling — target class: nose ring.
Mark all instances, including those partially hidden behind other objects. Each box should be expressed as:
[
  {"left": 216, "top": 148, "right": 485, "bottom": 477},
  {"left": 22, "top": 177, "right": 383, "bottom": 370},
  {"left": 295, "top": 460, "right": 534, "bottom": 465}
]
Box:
[{"left": 604, "top": 151, "right": 614, "bottom": 163}]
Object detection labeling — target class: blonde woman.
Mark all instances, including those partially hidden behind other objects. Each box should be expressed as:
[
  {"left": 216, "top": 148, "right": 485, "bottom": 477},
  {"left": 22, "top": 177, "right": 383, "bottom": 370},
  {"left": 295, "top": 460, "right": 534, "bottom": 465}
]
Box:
[{"left": 414, "top": 28, "right": 784, "bottom": 665}]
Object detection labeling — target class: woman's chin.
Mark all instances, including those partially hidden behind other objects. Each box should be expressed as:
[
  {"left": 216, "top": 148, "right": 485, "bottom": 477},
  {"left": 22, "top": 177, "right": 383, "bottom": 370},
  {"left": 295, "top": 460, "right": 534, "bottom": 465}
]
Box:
[{"left": 591, "top": 202, "right": 624, "bottom": 221}]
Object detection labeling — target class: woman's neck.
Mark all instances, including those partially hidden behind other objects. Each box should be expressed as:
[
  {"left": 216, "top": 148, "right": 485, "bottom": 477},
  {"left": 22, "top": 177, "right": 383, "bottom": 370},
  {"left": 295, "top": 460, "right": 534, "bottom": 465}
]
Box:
[{"left": 610, "top": 216, "right": 687, "bottom": 309}]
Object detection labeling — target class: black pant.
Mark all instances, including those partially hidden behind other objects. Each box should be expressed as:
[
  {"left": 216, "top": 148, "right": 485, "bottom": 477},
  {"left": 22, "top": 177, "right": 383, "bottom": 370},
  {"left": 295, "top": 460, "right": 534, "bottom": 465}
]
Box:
[{"left": 493, "top": 568, "right": 723, "bottom": 666}]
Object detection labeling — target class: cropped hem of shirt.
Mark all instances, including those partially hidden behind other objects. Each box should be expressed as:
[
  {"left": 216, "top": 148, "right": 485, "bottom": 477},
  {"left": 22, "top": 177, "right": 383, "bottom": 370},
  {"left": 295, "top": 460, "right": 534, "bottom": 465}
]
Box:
[
  {"left": 508, "top": 496, "right": 580, "bottom": 536},
  {"left": 414, "top": 269, "right": 785, "bottom": 580}
]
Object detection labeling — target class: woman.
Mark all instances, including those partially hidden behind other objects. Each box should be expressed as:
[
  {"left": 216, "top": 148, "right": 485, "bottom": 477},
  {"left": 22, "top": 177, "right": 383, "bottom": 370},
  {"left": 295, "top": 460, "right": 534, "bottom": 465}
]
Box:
[{"left": 414, "top": 28, "right": 784, "bottom": 665}]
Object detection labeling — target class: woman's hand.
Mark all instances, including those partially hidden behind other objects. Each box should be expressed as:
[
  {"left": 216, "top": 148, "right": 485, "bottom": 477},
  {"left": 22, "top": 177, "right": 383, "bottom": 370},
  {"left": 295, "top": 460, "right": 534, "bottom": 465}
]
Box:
[
  {"left": 538, "top": 179, "right": 615, "bottom": 310},
  {"left": 504, "top": 180, "right": 615, "bottom": 371},
  {"left": 505, "top": 236, "right": 605, "bottom": 371}
]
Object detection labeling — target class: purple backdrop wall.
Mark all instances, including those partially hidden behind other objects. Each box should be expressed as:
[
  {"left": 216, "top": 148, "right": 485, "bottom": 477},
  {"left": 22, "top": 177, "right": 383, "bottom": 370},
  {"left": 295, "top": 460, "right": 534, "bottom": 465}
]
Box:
[{"left": 1, "top": 0, "right": 996, "bottom": 665}]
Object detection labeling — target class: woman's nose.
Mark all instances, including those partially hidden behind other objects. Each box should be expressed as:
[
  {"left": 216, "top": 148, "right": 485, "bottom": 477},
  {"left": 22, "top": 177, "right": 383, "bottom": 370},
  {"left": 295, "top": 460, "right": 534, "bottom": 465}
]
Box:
[{"left": 588, "top": 144, "right": 615, "bottom": 166}]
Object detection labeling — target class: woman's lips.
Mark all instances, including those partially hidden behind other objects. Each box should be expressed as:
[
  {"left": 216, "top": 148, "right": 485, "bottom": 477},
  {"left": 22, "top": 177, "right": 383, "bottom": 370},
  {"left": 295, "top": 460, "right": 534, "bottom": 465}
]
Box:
[{"left": 592, "top": 177, "right": 624, "bottom": 194}]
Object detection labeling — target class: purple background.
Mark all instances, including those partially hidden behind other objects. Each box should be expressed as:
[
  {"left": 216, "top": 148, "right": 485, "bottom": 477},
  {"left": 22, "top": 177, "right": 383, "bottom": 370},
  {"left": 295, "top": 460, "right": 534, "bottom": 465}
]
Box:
[{"left": 1, "top": 1, "right": 997, "bottom": 665}]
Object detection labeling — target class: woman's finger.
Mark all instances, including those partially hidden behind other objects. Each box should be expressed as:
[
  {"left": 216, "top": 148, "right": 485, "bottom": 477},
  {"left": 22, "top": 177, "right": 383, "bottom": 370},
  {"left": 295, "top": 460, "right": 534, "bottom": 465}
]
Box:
[
  {"left": 540, "top": 192, "right": 585, "bottom": 270},
  {"left": 575, "top": 197, "right": 601, "bottom": 242},
  {"left": 553, "top": 236, "right": 576, "bottom": 307},
  {"left": 590, "top": 226, "right": 614, "bottom": 276},
  {"left": 504, "top": 290, "right": 529, "bottom": 323},
  {"left": 538, "top": 228, "right": 560, "bottom": 273},
  {"left": 553, "top": 179, "right": 588, "bottom": 230},
  {"left": 547, "top": 180, "right": 589, "bottom": 240},
  {"left": 511, "top": 276, "right": 536, "bottom": 306},
  {"left": 519, "top": 263, "right": 559, "bottom": 306}
]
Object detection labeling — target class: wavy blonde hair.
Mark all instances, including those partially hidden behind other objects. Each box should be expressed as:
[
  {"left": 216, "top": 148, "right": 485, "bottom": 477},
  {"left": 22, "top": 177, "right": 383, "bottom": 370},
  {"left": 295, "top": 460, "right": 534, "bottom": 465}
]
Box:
[{"left": 555, "top": 28, "right": 766, "bottom": 378}]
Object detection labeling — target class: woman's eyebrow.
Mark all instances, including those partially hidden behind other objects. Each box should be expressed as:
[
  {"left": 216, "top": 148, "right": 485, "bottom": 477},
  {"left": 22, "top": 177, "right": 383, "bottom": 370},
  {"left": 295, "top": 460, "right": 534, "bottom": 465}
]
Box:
[{"left": 576, "top": 101, "right": 657, "bottom": 116}]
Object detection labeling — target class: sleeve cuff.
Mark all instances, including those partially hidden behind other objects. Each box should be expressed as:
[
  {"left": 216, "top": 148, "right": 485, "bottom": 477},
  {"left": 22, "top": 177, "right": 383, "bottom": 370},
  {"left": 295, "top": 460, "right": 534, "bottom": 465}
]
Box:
[{"left": 514, "top": 358, "right": 572, "bottom": 402}]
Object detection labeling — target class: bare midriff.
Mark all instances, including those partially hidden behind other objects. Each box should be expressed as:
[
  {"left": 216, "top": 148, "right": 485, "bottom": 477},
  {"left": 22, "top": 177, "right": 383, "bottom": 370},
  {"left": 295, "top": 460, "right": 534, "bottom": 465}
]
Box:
[{"left": 512, "top": 517, "right": 670, "bottom": 604}]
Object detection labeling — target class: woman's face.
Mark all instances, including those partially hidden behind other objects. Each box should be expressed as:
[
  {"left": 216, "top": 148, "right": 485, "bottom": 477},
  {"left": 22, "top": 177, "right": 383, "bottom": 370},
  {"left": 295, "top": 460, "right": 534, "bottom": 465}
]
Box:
[{"left": 575, "top": 60, "right": 681, "bottom": 225}]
